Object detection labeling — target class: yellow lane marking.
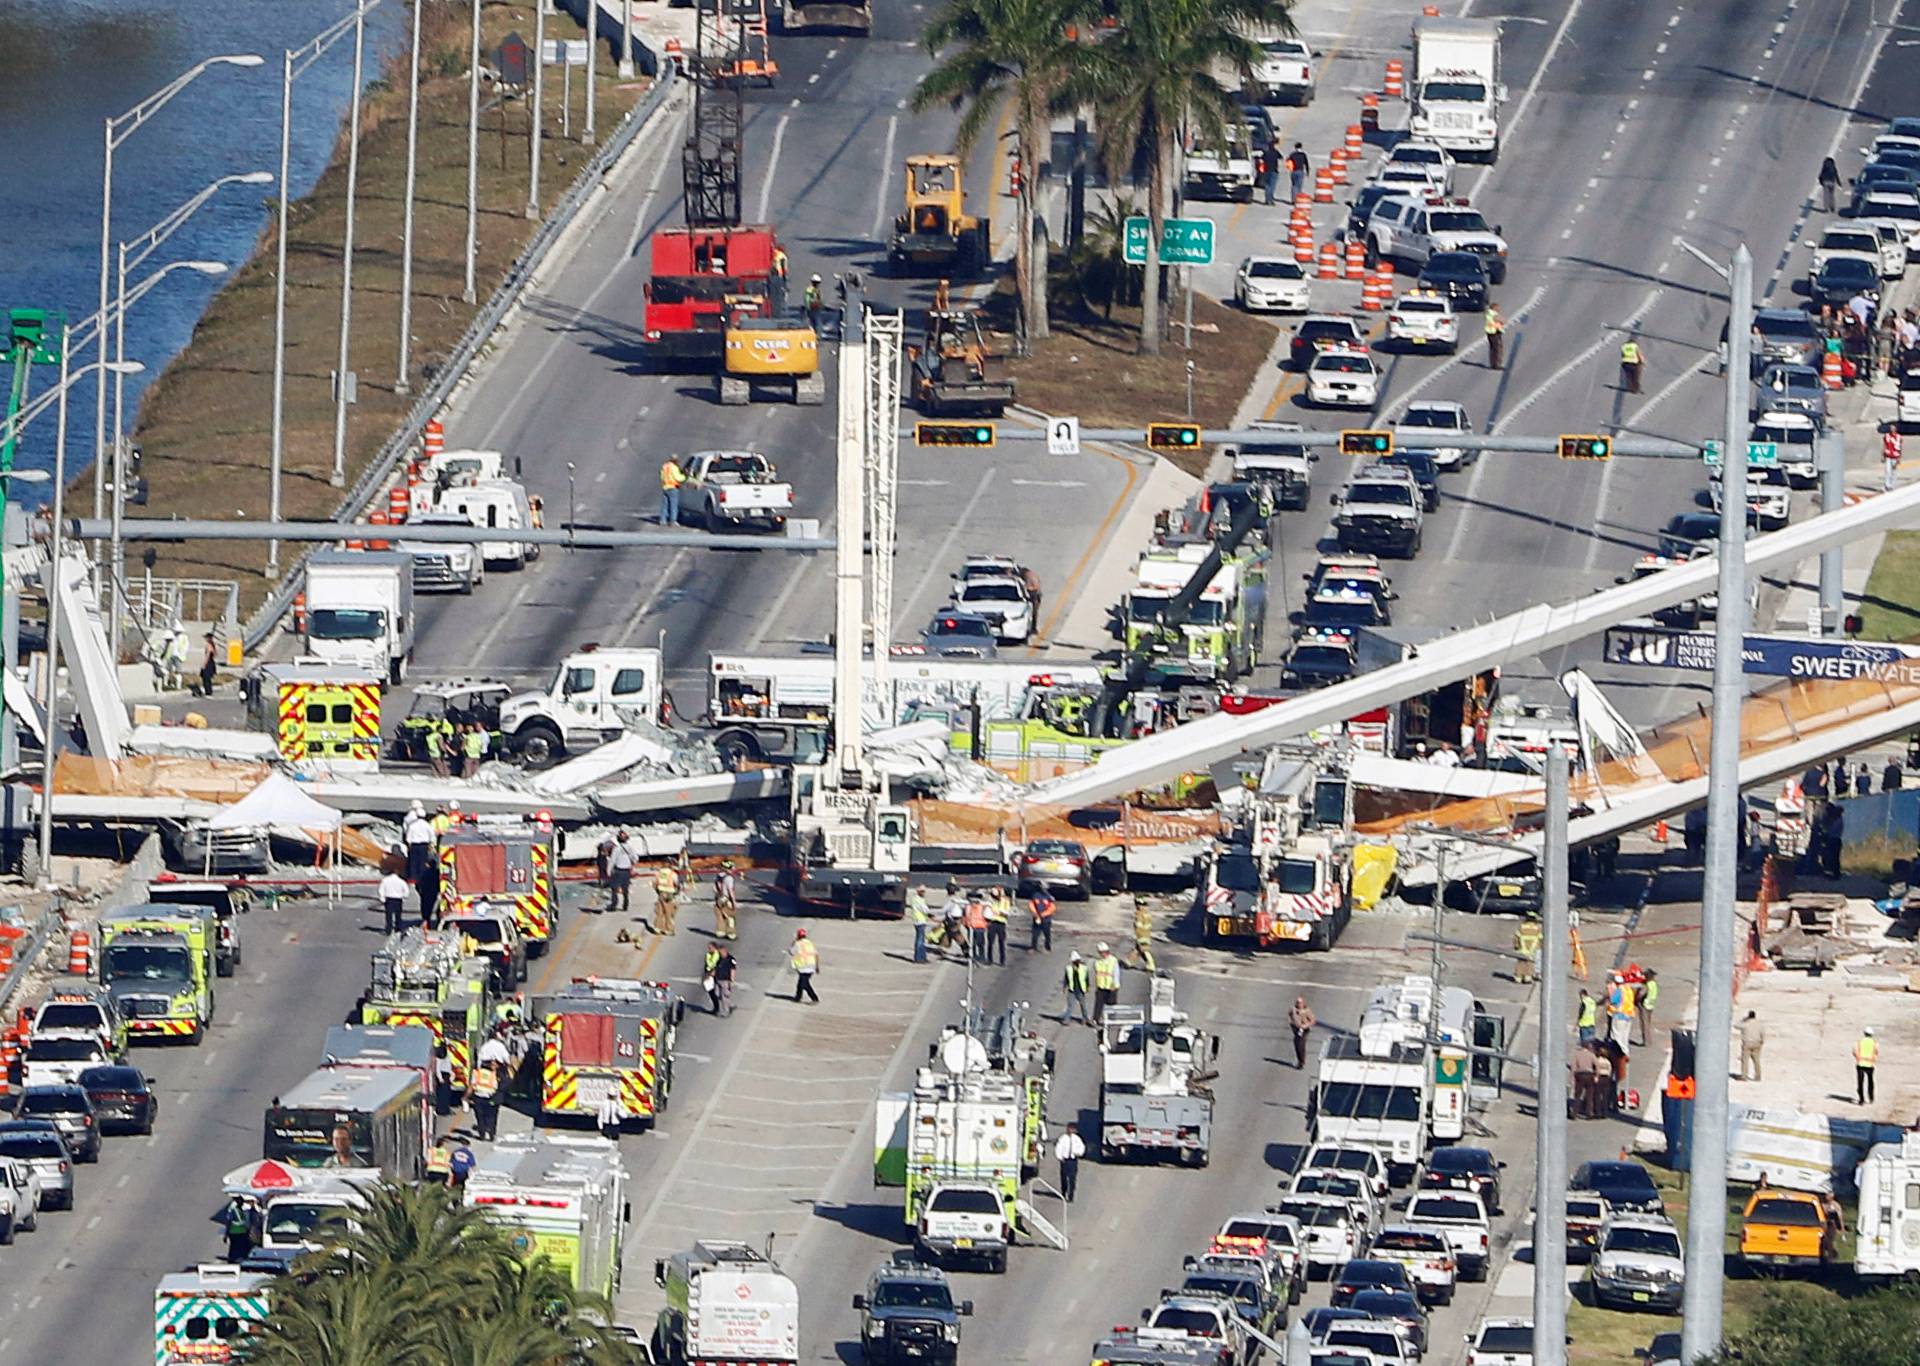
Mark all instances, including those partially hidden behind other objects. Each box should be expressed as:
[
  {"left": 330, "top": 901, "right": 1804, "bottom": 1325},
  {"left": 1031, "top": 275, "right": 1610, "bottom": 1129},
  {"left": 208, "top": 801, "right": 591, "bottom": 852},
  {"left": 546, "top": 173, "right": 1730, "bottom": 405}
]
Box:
[
  {"left": 531, "top": 888, "right": 663, "bottom": 996},
  {"left": 1033, "top": 440, "right": 1142, "bottom": 646}
]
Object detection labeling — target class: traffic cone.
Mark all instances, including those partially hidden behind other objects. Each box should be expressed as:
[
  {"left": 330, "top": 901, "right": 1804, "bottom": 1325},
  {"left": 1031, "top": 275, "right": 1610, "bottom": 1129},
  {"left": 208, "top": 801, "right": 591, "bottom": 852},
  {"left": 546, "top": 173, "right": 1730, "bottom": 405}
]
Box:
[
  {"left": 1821, "top": 348, "right": 1844, "bottom": 390},
  {"left": 1294, "top": 191, "right": 1312, "bottom": 210},
  {"left": 1653, "top": 818, "right": 1668, "bottom": 844},
  {"left": 368, "top": 510, "right": 391, "bottom": 552},
  {"left": 388, "top": 487, "right": 411, "bottom": 522},
  {"left": 1294, "top": 229, "right": 1315, "bottom": 264},
  {"left": 1385, "top": 59, "right": 1406, "bottom": 98},
  {"left": 1314, "top": 167, "right": 1335, "bottom": 203},
  {"left": 66, "top": 929, "right": 91, "bottom": 975},
  {"left": 1345, "top": 239, "right": 1368, "bottom": 282},
  {"left": 293, "top": 593, "right": 307, "bottom": 634},
  {"left": 1318, "top": 242, "right": 1342, "bottom": 280},
  {"left": 0, "top": 1038, "right": 15, "bottom": 1104},
  {"left": 1361, "top": 92, "right": 1381, "bottom": 133},
  {"left": 1361, "top": 275, "right": 1384, "bottom": 312},
  {"left": 1374, "top": 263, "right": 1395, "bottom": 300},
  {"left": 1345, "top": 123, "right": 1365, "bottom": 154}
]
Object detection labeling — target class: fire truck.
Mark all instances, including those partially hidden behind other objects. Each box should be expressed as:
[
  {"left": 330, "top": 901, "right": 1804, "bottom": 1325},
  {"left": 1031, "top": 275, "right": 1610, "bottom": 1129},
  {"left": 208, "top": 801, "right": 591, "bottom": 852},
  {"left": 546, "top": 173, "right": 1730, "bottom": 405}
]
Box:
[
  {"left": 360, "top": 928, "right": 494, "bottom": 1090},
  {"left": 436, "top": 816, "right": 559, "bottom": 957},
  {"left": 534, "top": 977, "right": 682, "bottom": 1130}
]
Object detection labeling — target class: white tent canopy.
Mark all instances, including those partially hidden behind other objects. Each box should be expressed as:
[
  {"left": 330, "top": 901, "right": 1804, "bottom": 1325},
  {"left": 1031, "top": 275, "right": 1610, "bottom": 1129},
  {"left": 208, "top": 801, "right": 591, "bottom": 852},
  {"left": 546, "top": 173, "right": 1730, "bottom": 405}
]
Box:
[{"left": 209, "top": 772, "right": 342, "bottom": 831}]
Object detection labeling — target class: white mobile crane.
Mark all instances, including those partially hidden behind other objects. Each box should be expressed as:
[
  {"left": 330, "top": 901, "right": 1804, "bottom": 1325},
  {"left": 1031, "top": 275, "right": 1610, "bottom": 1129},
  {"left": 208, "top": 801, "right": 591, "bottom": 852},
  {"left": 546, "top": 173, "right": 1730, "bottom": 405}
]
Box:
[
  {"left": 1099, "top": 972, "right": 1219, "bottom": 1166},
  {"left": 783, "top": 310, "right": 916, "bottom": 914}
]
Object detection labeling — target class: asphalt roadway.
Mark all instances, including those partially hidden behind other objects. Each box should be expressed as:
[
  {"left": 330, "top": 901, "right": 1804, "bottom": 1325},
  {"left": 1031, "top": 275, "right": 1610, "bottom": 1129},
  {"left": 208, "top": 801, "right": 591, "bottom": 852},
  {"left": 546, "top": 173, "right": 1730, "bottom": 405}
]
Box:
[
  {"left": 407, "top": 11, "right": 1147, "bottom": 705},
  {"left": 6, "top": 0, "right": 1914, "bottom": 1361}
]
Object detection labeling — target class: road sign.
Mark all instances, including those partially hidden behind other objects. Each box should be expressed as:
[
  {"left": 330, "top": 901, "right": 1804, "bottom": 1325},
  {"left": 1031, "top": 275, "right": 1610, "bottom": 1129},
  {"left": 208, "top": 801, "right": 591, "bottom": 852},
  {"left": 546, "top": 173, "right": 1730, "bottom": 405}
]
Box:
[
  {"left": 1047, "top": 416, "right": 1080, "bottom": 456},
  {"left": 1701, "top": 439, "right": 1779, "bottom": 468},
  {"left": 1123, "top": 217, "right": 1216, "bottom": 266},
  {"left": 542, "top": 38, "right": 591, "bottom": 66},
  {"left": 1602, "top": 626, "right": 1920, "bottom": 685}
]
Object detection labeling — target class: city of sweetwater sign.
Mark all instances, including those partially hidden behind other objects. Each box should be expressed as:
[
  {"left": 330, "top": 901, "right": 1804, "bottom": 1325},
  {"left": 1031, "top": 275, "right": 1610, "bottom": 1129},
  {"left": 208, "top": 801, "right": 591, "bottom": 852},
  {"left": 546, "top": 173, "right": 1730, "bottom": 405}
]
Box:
[{"left": 1603, "top": 626, "right": 1920, "bottom": 686}]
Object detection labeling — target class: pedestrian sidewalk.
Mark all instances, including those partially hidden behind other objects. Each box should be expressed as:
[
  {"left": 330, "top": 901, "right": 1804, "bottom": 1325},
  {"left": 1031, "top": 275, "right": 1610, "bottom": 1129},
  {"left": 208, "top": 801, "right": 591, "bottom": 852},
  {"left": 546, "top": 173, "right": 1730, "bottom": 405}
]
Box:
[{"left": 1047, "top": 454, "right": 1200, "bottom": 658}]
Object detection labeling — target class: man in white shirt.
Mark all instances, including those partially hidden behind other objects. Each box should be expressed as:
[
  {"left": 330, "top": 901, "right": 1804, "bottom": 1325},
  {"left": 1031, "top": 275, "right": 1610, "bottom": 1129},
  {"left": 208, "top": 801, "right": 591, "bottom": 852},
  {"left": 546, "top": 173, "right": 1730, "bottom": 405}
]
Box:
[
  {"left": 1054, "top": 1126, "right": 1086, "bottom": 1202},
  {"left": 379, "top": 868, "right": 409, "bottom": 934},
  {"left": 403, "top": 802, "right": 434, "bottom": 880},
  {"left": 608, "top": 832, "right": 636, "bottom": 917}
]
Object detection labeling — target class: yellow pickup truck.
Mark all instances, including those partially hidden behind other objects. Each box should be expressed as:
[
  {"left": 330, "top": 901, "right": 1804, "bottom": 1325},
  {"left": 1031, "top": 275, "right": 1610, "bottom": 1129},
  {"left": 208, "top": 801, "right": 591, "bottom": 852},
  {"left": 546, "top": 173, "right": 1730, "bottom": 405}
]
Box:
[{"left": 1739, "top": 1189, "right": 1837, "bottom": 1272}]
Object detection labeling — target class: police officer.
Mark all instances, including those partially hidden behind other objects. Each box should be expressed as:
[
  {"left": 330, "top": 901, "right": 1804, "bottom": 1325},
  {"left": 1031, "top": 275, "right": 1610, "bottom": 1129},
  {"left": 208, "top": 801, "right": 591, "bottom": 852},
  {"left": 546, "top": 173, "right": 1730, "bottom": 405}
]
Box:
[
  {"left": 607, "top": 831, "right": 636, "bottom": 917},
  {"left": 1484, "top": 303, "right": 1505, "bottom": 370},
  {"left": 1029, "top": 888, "right": 1056, "bottom": 953},
  {"left": 1620, "top": 337, "right": 1644, "bottom": 394}
]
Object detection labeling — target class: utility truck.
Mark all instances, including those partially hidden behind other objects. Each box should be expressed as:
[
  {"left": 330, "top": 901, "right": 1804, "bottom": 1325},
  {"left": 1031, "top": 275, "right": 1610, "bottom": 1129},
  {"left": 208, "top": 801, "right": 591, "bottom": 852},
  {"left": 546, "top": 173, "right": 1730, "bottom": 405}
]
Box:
[
  {"left": 1310, "top": 975, "right": 1478, "bottom": 1177},
  {"left": 1409, "top": 18, "right": 1504, "bottom": 161},
  {"left": 1197, "top": 746, "right": 1354, "bottom": 951},
  {"left": 653, "top": 1239, "right": 801, "bottom": 1366},
  {"left": 465, "top": 1134, "right": 629, "bottom": 1300},
  {"left": 498, "top": 646, "right": 665, "bottom": 767},
  {"left": 1099, "top": 972, "right": 1218, "bottom": 1166},
  {"left": 303, "top": 550, "right": 415, "bottom": 685}
]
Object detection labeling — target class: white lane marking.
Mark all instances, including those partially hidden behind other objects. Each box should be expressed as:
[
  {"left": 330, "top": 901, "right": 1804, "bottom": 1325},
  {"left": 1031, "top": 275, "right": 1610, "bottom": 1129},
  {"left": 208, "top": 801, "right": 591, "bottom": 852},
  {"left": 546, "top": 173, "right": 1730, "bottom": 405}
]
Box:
[
  {"left": 1381, "top": 281, "right": 1549, "bottom": 420},
  {"left": 1642, "top": 68, "right": 1655, "bottom": 81},
  {"left": 747, "top": 515, "right": 835, "bottom": 649},
  {"left": 827, "top": 46, "right": 840, "bottom": 58},
  {"left": 1462, "top": 0, "right": 1585, "bottom": 198},
  {"left": 1668, "top": 12, "right": 1680, "bottom": 25},
  {"left": 228, "top": 1011, "right": 243, "bottom": 1028},
  {"left": 894, "top": 467, "right": 998, "bottom": 632},
  {"left": 1656, "top": 40, "right": 1668, "bottom": 53},
  {"left": 85, "top": 1215, "right": 101, "bottom": 1231},
  {"left": 807, "top": 72, "right": 820, "bottom": 84},
  {"left": 1488, "top": 287, "right": 1660, "bottom": 437},
  {"left": 1010, "top": 479, "right": 1087, "bottom": 487},
  {"left": 115, "top": 1173, "right": 130, "bottom": 1189},
  {"left": 872, "top": 114, "right": 900, "bottom": 239},
  {"left": 617, "top": 549, "right": 693, "bottom": 646},
  {"left": 26, "top": 1296, "right": 41, "bottom": 1310},
  {"left": 755, "top": 114, "right": 791, "bottom": 224}
]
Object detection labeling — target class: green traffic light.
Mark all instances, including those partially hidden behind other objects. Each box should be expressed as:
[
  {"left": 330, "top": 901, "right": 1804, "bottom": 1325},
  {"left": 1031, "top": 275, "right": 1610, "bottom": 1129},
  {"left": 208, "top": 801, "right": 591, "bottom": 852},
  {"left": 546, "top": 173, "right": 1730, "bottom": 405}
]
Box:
[{"left": 974, "top": 427, "right": 992, "bottom": 443}]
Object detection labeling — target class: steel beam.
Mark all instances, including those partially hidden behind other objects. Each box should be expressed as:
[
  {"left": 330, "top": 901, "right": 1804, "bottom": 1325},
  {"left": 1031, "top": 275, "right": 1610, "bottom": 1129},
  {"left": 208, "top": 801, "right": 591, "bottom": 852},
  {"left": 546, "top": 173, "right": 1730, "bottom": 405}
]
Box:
[{"left": 69, "top": 519, "right": 833, "bottom": 552}]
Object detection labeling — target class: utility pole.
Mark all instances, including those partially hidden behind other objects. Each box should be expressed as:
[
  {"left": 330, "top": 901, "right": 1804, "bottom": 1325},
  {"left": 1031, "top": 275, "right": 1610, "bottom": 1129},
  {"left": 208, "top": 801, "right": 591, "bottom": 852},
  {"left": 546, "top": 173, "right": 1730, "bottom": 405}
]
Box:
[
  {"left": 329, "top": 0, "right": 370, "bottom": 488},
  {"left": 1817, "top": 430, "right": 1844, "bottom": 633},
  {"left": 1681, "top": 241, "right": 1752, "bottom": 1365},
  {"left": 528, "top": 0, "right": 546, "bottom": 219},
  {"left": 397, "top": 0, "right": 424, "bottom": 396},
  {"left": 620, "top": 0, "right": 635, "bottom": 77},
  {"left": 1535, "top": 746, "right": 1572, "bottom": 1366},
  {"left": 585, "top": 14, "right": 597, "bottom": 144},
  {"left": 464, "top": 0, "right": 481, "bottom": 304}
]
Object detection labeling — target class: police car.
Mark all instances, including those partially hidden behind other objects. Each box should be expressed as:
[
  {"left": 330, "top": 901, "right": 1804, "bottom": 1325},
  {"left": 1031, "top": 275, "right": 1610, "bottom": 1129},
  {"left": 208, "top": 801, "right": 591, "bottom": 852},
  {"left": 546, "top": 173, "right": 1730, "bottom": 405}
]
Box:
[
  {"left": 1296, "top": 583, "right": 1390, "bottom": 639},
  {"left": 1306, "top": 553, "right": 1393, "bottom": 602},
  {"left": 1306, "top": 348, "right": 1380, "bottom": 409},
  {"left": 1290, "top": 314, "right": 1369, "bottom": 370},
  {"left": 1709, "top": 461, "right": 1792, "bottom": 529},
  {"left": 1386, "top": 290, "right": 1459, "bottom": 353},
  {"left": 1283, "top": 628, "right": 1359, "bottom": 690}
]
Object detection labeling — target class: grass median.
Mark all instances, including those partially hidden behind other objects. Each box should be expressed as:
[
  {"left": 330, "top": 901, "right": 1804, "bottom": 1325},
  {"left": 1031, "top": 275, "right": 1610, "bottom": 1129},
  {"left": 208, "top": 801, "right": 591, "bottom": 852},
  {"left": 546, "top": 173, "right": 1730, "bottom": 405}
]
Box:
[{"left": 123, "top": 1, "right": 653, "bottom": 615}]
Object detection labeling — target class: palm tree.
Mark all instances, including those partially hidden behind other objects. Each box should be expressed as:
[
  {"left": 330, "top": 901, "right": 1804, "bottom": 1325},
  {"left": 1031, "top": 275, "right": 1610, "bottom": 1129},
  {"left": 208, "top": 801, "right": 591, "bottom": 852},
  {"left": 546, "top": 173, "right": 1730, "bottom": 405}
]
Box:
[
  {"left": 914, "top": 0, "right": 1096, "bottom": 345},
  {"left": 238, "top": 1182, "right": 630, "bottom": 1366},
  {"left": 1084, "top": 0, "right": 1294, "bottom": 354}
]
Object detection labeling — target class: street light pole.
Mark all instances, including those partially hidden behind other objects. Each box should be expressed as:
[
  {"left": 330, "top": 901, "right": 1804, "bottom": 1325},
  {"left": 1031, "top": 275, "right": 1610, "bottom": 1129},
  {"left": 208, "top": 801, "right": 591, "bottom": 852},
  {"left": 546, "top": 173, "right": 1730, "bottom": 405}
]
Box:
[
  {"left": 1535, "top": 746, "right": 1571, "bottom": 1366},
  {"left": 1680, "top": 240, "right": 1753, "bottom": 1365},
  {"left": 330, "top": 0, "right": 370, "bottom": 488},
  {"left": 94, "top": 55, "right": 264, "bottom": 524},
  {"left": 465, "top": 0, "right": 482, "bottom": 304},
  {"left": 528, "top": 0, "right": 546, "bottom": 219},
  {"left": 397, "top": 0, "right": 425, "bottom": 396},
  {"left": 621, "top": 0, "right": 635, "bottom": 77}
]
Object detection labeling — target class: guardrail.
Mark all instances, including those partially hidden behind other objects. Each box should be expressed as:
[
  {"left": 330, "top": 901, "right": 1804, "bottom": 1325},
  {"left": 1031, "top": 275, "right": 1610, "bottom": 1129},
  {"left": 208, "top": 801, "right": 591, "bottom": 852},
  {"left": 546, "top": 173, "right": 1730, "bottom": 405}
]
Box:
[
  {"left": 0, "top": 909, "right": 55, "bottom": 1019},
  {"left": 240, "top": 67, "right": 680, "bottom": 650}
]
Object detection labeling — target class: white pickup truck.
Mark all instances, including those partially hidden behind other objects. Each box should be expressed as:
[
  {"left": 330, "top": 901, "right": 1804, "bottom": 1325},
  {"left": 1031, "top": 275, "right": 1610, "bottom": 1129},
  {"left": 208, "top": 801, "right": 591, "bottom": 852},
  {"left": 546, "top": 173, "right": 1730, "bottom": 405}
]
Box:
[{"left": 680, "top": 450, "right": 793, "bottom": 531}]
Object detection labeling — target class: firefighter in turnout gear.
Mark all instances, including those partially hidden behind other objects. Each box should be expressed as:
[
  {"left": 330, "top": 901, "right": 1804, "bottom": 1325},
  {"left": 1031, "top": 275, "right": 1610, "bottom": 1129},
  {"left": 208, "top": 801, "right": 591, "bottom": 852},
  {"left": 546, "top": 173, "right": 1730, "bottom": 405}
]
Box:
[
  {"left": 1513, "top": 920, "right": 1541, "bottom": 984},
  {"left": 713, "top": 861, "right": 739, "bottom": 939},
  {"left": 1128, "top": 897, "right": 1157, "bottom": 972},
  {"left": 653, "top": 865, "right": 680, "bottom": 935}
]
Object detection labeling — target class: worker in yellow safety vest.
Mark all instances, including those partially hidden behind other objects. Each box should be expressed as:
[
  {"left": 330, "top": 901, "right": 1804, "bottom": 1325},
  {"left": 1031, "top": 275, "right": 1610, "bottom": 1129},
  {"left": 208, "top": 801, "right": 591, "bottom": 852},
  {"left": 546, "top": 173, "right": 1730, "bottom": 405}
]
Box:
[
  {"left": 1619, "top": 339, "right": 1644, "bottom": 394},
  {"left": 425, "top": 1140, "right": 454, "bottom": 1184},
  {"left": 653, "top": 865, "right": 680, "bottom": 935},
  {"left": 1513, "top": 921, "right": 1541, "bottom": 984},
  {"left": 789, "top": 929, "right": 820, "bottom": 1005},
  {"left": 1484, "top": 304, "right": 1505, "bottom": 370},
  {"left": 1855, "top": 1027, "right": 1879, "bottom": 1104},
  {"left": 1636, "top": 970, "right": 1660, "bottom": 1046},
  {"left": 660, "top": 457, "right": 687, "bottom": 527},
  {"left": 1092, "top": 942, "right": 1121, "bottom": 1024}
]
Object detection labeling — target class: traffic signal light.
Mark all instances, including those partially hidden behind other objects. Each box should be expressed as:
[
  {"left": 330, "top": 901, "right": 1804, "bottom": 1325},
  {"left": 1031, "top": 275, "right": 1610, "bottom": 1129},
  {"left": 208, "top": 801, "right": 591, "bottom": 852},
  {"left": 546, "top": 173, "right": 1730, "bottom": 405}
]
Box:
[
  {"left": 915, "top": 421, "right": 996, "bottom": 448},
  {"left": 1339, "top": 429, "right": 1393, "bottom": 457},
  {"left": 1146, "top": 423, "right": 1202, "bottom": 450},
  {"left": 1558, "top": 434, "right": 1612, "bottom": 461}
]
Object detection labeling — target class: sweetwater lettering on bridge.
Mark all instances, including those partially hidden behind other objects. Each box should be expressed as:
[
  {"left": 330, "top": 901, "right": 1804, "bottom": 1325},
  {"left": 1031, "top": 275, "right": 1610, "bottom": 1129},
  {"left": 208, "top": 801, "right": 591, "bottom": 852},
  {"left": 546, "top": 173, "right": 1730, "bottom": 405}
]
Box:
[{"left": 1603, "top": 627, "right": 1920, "bottom": 686}]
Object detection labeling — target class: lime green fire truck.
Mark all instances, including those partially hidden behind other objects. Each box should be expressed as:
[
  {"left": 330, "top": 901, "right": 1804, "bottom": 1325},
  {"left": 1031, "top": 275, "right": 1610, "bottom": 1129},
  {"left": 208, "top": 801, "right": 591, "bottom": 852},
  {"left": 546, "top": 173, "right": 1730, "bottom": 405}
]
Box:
[
  {"left": 1123, "top": 541, "right": 1269, "bottom": 682},
  {"left": 97, "top": 907, "right": 216, "bottom": 1044}
]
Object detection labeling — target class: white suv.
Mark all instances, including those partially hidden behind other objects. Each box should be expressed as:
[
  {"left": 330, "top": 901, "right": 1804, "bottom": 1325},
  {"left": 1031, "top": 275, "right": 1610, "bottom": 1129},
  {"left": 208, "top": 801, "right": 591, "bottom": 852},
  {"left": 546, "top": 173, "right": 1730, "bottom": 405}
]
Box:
[
  {"left": 1465, "top": 1317, "right": 1535, "bottom": 1366},
  {"left": 1588, "top": 1213, "right": 1685, "bottom": 1313},
  {"left": 1387, "top": 291, "right": 1459, "bottom": 353},
  {"left": 1384, "top": 140, "right": 1457, "bottom": 194},
  {"left": 0, "top": 1155, "right": 41, "bottom": 1240},
  {"left": 1366, "top": 196, "right": 1510, "bottom": 283}
]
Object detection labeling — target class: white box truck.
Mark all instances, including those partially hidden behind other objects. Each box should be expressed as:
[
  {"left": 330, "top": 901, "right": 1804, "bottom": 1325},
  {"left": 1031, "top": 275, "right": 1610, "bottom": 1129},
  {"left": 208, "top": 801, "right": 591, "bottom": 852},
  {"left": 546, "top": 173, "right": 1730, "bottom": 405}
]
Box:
[
  {"left": 304, "top": 550, "right": 416, "bottom": 684},
  {"left": 1409, "top": 18, "right": 1503, "bottom": 161},
  {"left": 652, "top": 1239, "right": 800, "bottom": 1366}
]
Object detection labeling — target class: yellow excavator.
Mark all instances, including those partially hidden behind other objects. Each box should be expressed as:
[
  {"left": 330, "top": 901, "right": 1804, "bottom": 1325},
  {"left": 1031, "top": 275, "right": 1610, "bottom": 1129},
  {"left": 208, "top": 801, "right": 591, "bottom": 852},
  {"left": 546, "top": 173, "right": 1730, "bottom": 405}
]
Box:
[
  {"left": 888, "top": 154, "right": 989, "bottom": 277},
  {"left": 717, "top": 311, "right": 825, "bottom": 406}
]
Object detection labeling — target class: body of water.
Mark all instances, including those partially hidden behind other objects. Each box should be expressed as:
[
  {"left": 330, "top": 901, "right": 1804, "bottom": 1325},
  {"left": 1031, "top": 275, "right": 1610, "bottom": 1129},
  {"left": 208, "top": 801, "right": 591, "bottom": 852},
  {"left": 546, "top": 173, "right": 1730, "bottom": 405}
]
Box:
[{"left": 0, "top": 0, "right": 404, "bottom": 503}]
